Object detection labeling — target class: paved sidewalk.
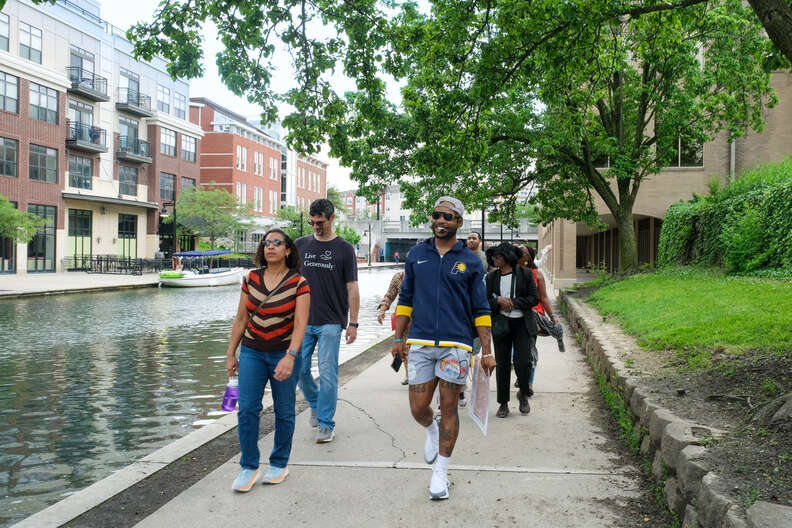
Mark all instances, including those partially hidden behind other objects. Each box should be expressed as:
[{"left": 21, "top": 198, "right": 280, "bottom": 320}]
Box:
[{"left": 133, "top": 323, "right": 642, "bottom": 527}]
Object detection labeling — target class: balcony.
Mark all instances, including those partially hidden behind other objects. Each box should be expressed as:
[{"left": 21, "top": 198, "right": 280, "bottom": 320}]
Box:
[
  {"left": 66, "top": 67, "right": 110, "bottom": 102},
  {"left": 117, "top": 136, "right": 152, "bottom": 164},
  {"left": 116, "top": 88, "right": 153, "bottom": 118},
  {"left": 65, "top": 121, "right": 108, "bottom": 153}
]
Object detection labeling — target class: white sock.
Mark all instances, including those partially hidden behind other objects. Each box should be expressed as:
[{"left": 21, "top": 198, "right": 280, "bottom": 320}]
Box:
[
  {"left": 435, "top": 454, "right": 450, "bottom": 473},
  {"left": 426, "top": 420, "right": 439, "bottom": 440}
]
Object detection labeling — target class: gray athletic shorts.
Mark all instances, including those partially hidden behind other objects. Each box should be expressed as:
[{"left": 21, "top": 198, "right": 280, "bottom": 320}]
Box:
[{"left": 407, "top": 344, "right": 470, "bottom": 385}]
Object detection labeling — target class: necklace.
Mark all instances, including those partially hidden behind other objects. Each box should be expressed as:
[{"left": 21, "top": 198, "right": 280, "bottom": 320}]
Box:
[{"left": 263, "top": 267, "right": 289, "bottom": 290}]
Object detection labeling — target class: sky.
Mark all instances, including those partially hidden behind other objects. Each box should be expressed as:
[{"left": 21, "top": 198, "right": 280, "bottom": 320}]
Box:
[{"left": 100, "top": 0, "right": 371, "bottom": 192}]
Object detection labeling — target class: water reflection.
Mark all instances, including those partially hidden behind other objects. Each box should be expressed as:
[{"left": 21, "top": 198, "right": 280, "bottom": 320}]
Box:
[{"left": 0, "top": 267, "right": 396, "bottom": 526}]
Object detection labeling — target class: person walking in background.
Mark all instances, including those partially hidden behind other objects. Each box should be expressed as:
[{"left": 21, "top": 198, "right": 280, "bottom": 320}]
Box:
[
  {"left": 393, "top": 196, "right": 495, "bottom": 501},
  {"left": 377, "top": 270, "right": 408, "bottom": 385},
  {"left": 394, "top": 251, "right": 400, "bottom": 263},
  {"left": 520, "top": 245, "right": 561, "bottom": 396},
  {"left": 296, "top": 199, "right": 360, "bottom": 444},
  {"left": 226, "top": 229, "right": 310, "bottom": 492},
  {"left": 467, "top": 231, "right": 488, "bottom": 271},
  {"left": 485, "top": 242, "right": 539, "bottom": 418}
]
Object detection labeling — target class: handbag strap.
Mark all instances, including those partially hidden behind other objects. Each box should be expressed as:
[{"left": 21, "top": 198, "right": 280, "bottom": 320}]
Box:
[{"left": 246, "top": 270, "right": 293, "bottom": 325}]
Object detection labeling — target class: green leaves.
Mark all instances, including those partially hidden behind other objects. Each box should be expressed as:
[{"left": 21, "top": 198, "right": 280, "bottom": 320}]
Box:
[
  {"left": 0, "top": 195, "right": 45, "bottom": 243},
  {"left": 175, "top": 187, "right": 252, "bottom": 246}
]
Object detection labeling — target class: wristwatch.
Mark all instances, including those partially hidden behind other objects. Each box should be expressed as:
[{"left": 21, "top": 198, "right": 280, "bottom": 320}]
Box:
[
  {"left": 287, "top": 349, "right": 299, "bottom": 359},
  {"left": 348, "top": 322, "right": 359, "bottom": 328}
]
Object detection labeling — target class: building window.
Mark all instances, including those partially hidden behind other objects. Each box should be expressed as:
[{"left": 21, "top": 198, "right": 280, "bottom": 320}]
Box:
[
  {"left": 656, "top": 120, "right": 704, "bottom": 168},
  {"left": 236, "top": 182, "right": 247, "bottom": 204},
  {"left": 118, "top": 214, "right": 137, "bottom": 259},
  {"left": 0, "top": 13, "right": 9, "bottom": 52},
  {"left": 236, "top": 145, "right": 247, "bottom": 171},
  {"left": 119, "top": 68, "right": 140, "bottom": 102},
  {"left": 68, "top": 154, "right": 92, "bottom": 189},
  {"left": 20, "top": 22, "right": 42, "bottom": 64},
  {"left": 69, "top": 45, "right": 95, "bottom": 78},
  {"left": 29, "top": 82, "right": 58, "bottom": 124},
  {"left": 160, "top": 172, "right": 175, "bottom": 201},
  {"left": 68, "top": 209, "right": 92, "bottom": 266},
  {"left": 181, "top": 135, "right": 196, "bottom": 162},
  {"left": 161, "top": 128, "right": 176, "bottom": 156},
  {"left": 29, "top": 144, "right": 57, "bottom": 183},
  {"left": 119, "top": 165, "right": 138, "bottom": 196},
  {"left": 0, "top": 71, "right": 17, "bottom": 113},
  {"left": 181, "top": 176, "right": 195, "bottom": 189},
  {"left": 27, "top": 204, "right": 56, "bottom": 272},
  {"left": 174, "top": 92, "right": 186, "bottom": 119},
  {"left": 157, "top": 84, "right": 170, "bottom": 113},
  {"left": 0, "top": 137, "right": 17, "bottom": 177}
]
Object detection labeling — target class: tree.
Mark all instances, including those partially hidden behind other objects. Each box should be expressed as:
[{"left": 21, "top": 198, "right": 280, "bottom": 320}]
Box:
[
  {"left": 0, "top": 195, "right": 45, "bottom": 243},
  {"left": 336, "top": 224, "right": 361, "bottom": 245},
  {"left": 277, "top": 205, "right": 311, "bottom": 241},
  {"left": 747, "top": 0, "right": 792, "bottom": 67},
  {"left": 326, "top": 186, "right": 347, "bottom": 215},
  {"left": 174, "top": 187, "right": 252, "bottom": 249}
]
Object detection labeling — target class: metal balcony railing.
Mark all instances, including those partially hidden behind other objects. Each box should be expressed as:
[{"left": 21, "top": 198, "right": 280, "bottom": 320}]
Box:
[
  {"left": 66, "top": 66, "right": 109, "bottom": 98},
  {"left": 117, "top": 88, "right": 152, "bottom": 113},
  {"left": 118, "top": 136, "right": 151, "bottom": 157},
  {"left": 67, "top": 121, "right": 106, "bottom": 149}
]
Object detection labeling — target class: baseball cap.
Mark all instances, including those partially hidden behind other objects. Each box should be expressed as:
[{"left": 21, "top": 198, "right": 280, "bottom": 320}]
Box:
[{"left": 433, "top": 196, "right": 464, "bottom": 218}]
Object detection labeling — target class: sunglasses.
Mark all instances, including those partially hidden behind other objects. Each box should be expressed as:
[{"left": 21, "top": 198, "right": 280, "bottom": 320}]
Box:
[
  {"left": 263, "top": 239, "right": 286, "bottom": 247},
  {"left": 431, "top": 211, "right": 457, "bottom": 221},
  {"left": 308, "top": 220, "right": 326, "bottom": 226}
]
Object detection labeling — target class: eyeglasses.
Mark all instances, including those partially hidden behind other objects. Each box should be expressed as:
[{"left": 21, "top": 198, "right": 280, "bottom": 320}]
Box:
[
  {"left": 431, "top": 211, "right": 457, "bottom": 221},
  {"left": 263, "top": 239, "right": 285, "bottom": 247},
  {"left": 308, "top": 220, "right": 325, "bottom": 226}
]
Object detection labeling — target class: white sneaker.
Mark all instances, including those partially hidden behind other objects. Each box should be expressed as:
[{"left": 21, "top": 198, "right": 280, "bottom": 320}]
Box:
[
  {"left": 424, "top": 421, "right": 439, "bottom": 465},
  {"left": 429, "top": 467, "right": 449, "bottom": 500}
]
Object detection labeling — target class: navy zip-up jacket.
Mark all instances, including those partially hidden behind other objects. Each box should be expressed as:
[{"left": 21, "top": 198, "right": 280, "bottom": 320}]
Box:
[{"left": 396, "top": 238, "right": 491, "bottom": 352}]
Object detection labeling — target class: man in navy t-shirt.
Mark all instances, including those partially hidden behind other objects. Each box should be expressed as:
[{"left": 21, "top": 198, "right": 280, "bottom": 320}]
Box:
[{"left": 295, "top": 199, "right": 360, "bottom": 443}]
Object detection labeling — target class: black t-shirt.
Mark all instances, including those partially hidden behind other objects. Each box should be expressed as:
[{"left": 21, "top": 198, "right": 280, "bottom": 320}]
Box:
[{"left": 295, "top": 234, "right": 358, "bottom": 328}]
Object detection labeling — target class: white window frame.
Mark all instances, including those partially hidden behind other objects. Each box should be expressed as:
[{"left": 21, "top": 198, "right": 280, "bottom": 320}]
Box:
[
  {"left": 20, "top": 22, "right": 42, "bottom": 64},
  {"left": 174, "top": 92, "right": 186, "bottom": 119},
  {"left": 0, "top": 13, "right": 9, "bottom": 52},
  {"left": 157, "top": 84, "right": 170, "bottom": 113}
]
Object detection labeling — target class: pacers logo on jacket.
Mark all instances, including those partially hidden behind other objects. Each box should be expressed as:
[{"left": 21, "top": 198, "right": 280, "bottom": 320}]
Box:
[{"left": 451, "top": 262, "right": 467, "bottom": 275}]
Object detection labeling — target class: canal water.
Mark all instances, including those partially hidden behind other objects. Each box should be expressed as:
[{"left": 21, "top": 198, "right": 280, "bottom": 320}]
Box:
[{"left": 0, "top": 267, "right": 399, "bottom": 526}]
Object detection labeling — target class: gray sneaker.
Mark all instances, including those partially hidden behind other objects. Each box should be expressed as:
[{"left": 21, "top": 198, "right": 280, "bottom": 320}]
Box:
[
  {"left": 315, "top": 426, "right": 334, "bottom": 443},
  {"left": 309, "top": 408, "right": 318, "bottom": 428}
]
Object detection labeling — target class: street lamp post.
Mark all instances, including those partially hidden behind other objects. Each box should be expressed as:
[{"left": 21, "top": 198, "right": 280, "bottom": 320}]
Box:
[{"left": 367, "top": 221, "right": 372, "bottom": 267}]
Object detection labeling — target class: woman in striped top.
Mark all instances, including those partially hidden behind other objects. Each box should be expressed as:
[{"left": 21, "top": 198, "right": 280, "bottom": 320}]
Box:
[{"left": 226, "top": 228, "right": 310, "bottom": 492}]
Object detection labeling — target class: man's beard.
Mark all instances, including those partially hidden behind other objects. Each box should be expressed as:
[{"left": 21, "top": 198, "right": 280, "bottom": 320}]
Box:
[{"left": 433, "top": 224, "right": 457, "bottom": 240}]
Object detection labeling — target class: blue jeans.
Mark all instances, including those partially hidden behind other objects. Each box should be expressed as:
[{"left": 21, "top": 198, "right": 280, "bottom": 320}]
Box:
[
  {"left": 297, "top": 324, "right": 342, "bottom": 430},
  {"left": 238, "top": 345, "right": 301, "bottom": 470}
]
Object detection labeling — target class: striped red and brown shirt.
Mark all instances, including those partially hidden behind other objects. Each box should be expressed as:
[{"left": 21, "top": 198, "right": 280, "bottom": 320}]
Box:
[{"left": 241, "top": 269, "right": 310, "bottom": 352}]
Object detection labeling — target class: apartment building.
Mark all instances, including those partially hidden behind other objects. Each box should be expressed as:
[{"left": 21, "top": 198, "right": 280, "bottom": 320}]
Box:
[
  {"left": 0, "top": 0, "right": 202, "bottom": 273},
  {"left": 538, "top": 72, "right": 792, "bottom": 288},
  {"left": 294, "top": 153, "right": 327, "bottom": 211},
  {"left": 339, "top": 189, "right": 385, "bottom": 219}
]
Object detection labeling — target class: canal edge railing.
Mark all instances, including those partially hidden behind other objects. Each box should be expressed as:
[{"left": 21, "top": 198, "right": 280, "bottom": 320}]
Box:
[{"left": 11, "top": 329, "right": 396, "bottom": 528}]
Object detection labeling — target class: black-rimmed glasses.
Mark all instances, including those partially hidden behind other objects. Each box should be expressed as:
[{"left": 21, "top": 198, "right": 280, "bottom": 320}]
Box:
[
  {"left": 431, "top": 211, "right": 456, "bottom": 221},
  {"left": 263, "top": 239, "right": 285, "bottom": 247},
  {"left": 308, "top": 220, "right": 326, "bottom": 226}
]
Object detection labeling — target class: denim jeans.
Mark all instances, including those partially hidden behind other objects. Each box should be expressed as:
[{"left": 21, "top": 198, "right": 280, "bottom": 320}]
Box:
[
  {"left": 238, "top": 345, "right": 301, "bottom": 470},
  {"left": 297, "top": 324, "right": 342, "bottom": 430}
]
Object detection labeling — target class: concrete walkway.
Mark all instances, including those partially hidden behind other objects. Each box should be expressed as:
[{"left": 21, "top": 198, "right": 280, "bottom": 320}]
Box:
[{"left": 132, "top": 323, "right": 642, "bottom": 527}]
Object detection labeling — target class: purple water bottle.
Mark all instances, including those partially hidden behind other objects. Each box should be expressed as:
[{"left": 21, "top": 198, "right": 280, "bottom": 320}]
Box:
[{"left": 222, "top": 376, "right": 239, "bottom": 412}]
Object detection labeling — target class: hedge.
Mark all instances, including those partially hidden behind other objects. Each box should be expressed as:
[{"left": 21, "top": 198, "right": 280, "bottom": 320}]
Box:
[{"left": 657, "top": 157, "right": 792, "bottom": 272}]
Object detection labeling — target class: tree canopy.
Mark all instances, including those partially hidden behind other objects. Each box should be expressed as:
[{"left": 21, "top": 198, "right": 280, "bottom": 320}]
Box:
[
  {"left": 0, "top": 195, "right": 45, "bottom": 243},
  {"left": 174, "top": 187, "right": 252, "bottom": 248}
]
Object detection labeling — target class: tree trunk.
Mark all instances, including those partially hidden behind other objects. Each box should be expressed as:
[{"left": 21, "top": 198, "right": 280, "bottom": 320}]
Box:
[
  {"left": 616, "top": 212, "right": 638, "bottom": 271},
  {"left": 748, "top": 0, "right": 792, "bottom": 67}
]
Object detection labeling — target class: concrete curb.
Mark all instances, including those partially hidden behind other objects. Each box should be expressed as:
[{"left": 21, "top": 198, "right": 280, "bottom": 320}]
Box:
[
  {"left": 560, "top": 290, "right": 792, "bottom": 528},
  {"left": 0, "top": 282, "right": 159, "bottom": 300},
  {"left": 11, "top": 333, "right": 394, "bottom": 528}
]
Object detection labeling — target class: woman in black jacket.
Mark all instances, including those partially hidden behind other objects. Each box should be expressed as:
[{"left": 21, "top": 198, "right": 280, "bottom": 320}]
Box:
[{"left": 485, "top": 242, "right": 539, "bottom": 418}]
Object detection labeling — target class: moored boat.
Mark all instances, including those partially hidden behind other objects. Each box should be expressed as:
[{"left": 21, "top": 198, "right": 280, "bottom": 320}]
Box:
[{"left": 159, "top": 250, "right": 246, "bottom": 287}]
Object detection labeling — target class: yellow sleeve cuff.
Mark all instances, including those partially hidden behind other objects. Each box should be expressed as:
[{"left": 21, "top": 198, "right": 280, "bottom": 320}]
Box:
[
  {"left": 395, "top": 305, "right": 413, "bottom": 318},
  {"left": 474, "top": 315, "right": 492, "bottom": 327}
]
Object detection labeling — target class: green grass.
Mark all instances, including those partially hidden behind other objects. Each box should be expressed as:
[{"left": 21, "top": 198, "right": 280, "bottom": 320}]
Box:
[{"left": 587, "top": 268, "right": 792, "bottom": 367}]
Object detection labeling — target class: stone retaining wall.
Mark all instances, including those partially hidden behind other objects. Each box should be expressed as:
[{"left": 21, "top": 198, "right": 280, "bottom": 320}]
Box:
[{"left": 560, "top": 290, "right": 792, "bottom": 528}]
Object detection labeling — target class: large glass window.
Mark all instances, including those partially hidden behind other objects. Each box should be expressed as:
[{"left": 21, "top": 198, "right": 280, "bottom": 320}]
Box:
[
  {"left": 157, "top": 84, "right": 170, "bottom": 113},
  {"left": 29, "top": 82, "right": 58, "bottom": 124},
  {"left": 0, "top": 71, "right": 18, "bottom": 113},
  {"left": 68, "top": 154, "right": 92, "bottom": 189},
  {"left": 174, "top": 92, "right": 186, "bottom": 119},
  {"left": 0, "top": 137, "right": 17, "bottom": 177},
  {"left": 656, "top": 119, "right": 704, "bottom": 168},
  {"left": 119, "top": 165, "right": 138, "bottom": 196},
  {"left": 118, "top": 214, "right": 137, "bottom": 259},
  {"left": 160, "top": 128, "right": 176, "bottom": 156},
  {"left": 68, "top": 99, "right": 93, "bottom": 126},
  {"left": 20, "top": 22, "right": 42, "bottom": 64},
  {"left": 160, "top": 172, "right": 175, "bottom": 201},
  {"left": 181, "top": 135, "right": 196, "bottom": 162},
  {"left": 69, "top": 46, "right": 95, "bottom": 75},
  {"left": 119, "top": 68, "right": 140, "bottom": 102},
  {"left": 119, "top": 116, "right": 139, "bottom": 141},
  {"left": 180, "top": 176, "right": 195, "bottom": 189},
  {"left": 67, "top": 209, "right": 92, "bottom": 269},
  {"left": 0, "top": 13, "right": 9, "bottom": 52},
  {"left": 27, "top": 204, "right": 56, "bottom": 272},
  {"left": 1, "top": 199, "right": 15, "bottom": 273},
  {"left": 29, "top": 144, "right": 58, "bottom": 183}
]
